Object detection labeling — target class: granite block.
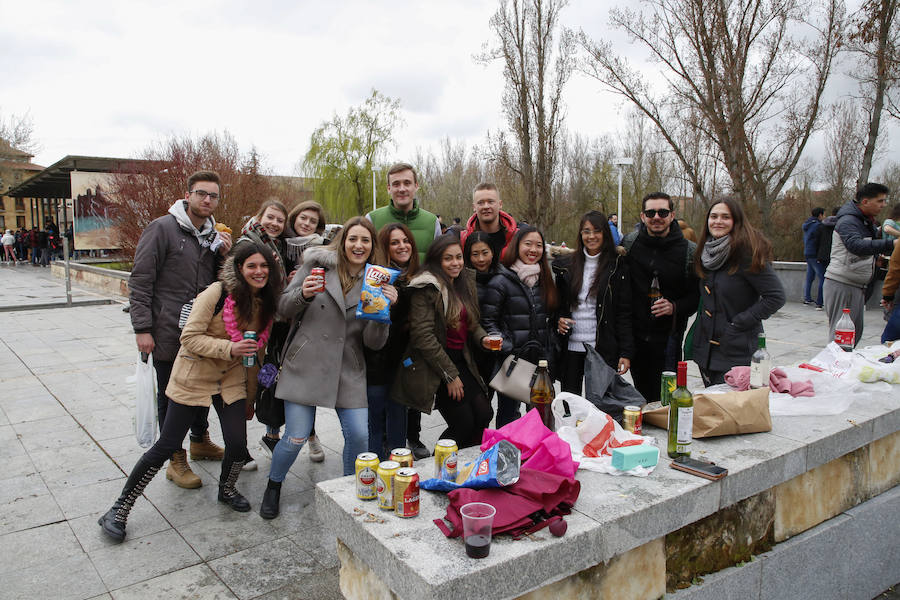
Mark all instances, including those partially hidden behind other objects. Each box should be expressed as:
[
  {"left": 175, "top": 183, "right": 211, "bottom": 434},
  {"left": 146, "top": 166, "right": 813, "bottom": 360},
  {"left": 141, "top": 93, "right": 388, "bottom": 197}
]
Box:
[
  {"left": 253, "top": 566, "right": 343, "bottom": 600},
  {"left": 768, "top": 410, "right": 874, "bottom": 471},
  {"left": 0, "top": 521, "right": 83, "bottom": 576},
  {"left": 208, "top": 537, "right": 321, "bottom": 600},
  {"left": 759, "top": 513, "right": 852, "bottom": 600},
  {"left": 865, "top": 431, "right": 900, "bottom": 497},
  {"left": 28, "top": 439, "right": 108, "bottom": 472},
  {"left": 667, "top": 558, "right": 762, "bottom": 600},
  {"left": 42, "top": 457, "right": 125, "bottom": 493},
  {"left": 0, "top": 471, "right": 50, "bottom": 504},
  {"left": 2, "top": 552, "right": 107, "bottom": 600},
  {"left": 89, "top": 528, "right": 202, "bottom": 591},
  {"left": 108, "top": 564, "right": 237, "bottom": 600},
  {"left": 0, "top": 492, "right": 65, "bottom": 535},
  {"left": 843, "top": 485, "right": 900, "bottom": 600},
  {"left": 178, "top": 512, "right": 283, "bottom": 561}
]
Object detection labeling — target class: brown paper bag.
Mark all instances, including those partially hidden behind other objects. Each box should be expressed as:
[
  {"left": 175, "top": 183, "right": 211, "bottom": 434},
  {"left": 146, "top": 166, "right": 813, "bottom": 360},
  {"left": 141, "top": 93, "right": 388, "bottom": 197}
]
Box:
[{"left": 641, "top": 388, "right": 772, "bottom": 438}]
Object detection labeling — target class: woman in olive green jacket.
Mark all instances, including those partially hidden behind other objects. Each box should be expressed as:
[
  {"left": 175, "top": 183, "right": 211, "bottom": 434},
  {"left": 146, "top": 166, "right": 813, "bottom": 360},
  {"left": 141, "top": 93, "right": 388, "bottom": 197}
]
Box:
[{"left": 392, "top": 234, "right": 494, "bottom": 448}]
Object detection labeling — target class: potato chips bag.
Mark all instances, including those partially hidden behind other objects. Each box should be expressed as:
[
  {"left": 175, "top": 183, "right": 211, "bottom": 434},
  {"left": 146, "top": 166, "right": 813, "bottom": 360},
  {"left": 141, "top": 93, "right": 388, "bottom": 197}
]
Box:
[{"left": 356, "top": 264, "right": 400, "bottom": 323}]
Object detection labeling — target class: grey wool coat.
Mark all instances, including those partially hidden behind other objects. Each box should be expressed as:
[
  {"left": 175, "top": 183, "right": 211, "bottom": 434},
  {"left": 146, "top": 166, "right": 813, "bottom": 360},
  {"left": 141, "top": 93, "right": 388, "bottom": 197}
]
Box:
[{"left": 275, "top": 246, "right": 389, "bottom": 409}]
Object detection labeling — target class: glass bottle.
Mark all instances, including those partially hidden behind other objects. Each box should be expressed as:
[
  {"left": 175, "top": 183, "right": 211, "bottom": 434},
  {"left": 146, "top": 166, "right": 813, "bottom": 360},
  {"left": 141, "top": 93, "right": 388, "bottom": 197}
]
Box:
[
  {"left": 749, "top": 333, "right": 771, "bottom": 389},
  {"left": 530, "top": 359, "right": 555, "bottom": 430},
  {"left": 648, "top": 271, "right": 662, "bottom": 315},
  {"left": 667, "top": 361, "right": 693, "bottom": 458}
]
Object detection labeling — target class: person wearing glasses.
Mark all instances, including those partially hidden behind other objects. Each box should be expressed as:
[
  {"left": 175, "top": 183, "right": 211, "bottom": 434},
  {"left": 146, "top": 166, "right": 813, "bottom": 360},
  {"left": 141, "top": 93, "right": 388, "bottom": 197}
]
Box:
[
  {"left": 128, "top": 170, "right": 233, "bottom": 490},
  {"left": 620, "top": 192, "right": 699, "bottom": 403}
]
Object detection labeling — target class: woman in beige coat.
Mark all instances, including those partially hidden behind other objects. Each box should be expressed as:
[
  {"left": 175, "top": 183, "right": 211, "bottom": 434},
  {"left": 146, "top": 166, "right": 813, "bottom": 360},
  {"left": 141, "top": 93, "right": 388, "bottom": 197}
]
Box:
[{"left": 99, "top": 241, "right": 282, "bottom": 542}]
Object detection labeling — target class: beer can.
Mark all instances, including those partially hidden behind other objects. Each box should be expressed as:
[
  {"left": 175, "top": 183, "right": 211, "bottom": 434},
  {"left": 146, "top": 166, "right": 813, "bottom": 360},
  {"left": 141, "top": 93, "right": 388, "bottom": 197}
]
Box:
[
  {"left": 242, "top": 331, "right": 257, "bottom": 367},
  {"left": 389, "top": 448, "right": 414, "bottom": 468},
  {"left": 434, "top": 439, "right": 458, "bottom": 481},
  {"left": 376, "top": 460, "right": 400, "bottom": 510},
  {"left": 660, "top": 371, "right": 676, "bottom": 406},
  {"left": 393, "top": 467, "right": 420, "bottom": 518},
  {"left": 623, "top": 405, "right": 643, "bottom": 435},
  {"left": 311, "top": 267, "right": 326, "bottom": 293},
  {"left": 355, "top": 452, "right": 380, "bottom": 500}
]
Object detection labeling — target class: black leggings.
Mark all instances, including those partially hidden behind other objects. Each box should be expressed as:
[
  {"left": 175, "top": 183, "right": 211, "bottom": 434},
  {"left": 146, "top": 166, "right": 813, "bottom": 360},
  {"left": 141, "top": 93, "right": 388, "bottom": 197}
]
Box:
[
  {"left": 435, "top": 349, "right": 493, "bottom": 449},
  {"left": 560, "top": 350, "right": 587, "bottom": 395},
  {"left": 142, "top": 396, "right": 247, "bottom": 470},
  {"left": 153, "top": 359, "right": 209, "bottom": 438}
]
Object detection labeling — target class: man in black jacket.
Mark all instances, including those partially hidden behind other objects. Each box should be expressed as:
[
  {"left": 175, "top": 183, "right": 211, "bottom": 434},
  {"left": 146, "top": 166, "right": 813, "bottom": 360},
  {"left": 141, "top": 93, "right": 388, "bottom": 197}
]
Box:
[
  {"left": 129, "top": 170, "right": 232, "bottom": 487},
  {"left": 622, "top": 192, "right": 699, "bottom": 403}
]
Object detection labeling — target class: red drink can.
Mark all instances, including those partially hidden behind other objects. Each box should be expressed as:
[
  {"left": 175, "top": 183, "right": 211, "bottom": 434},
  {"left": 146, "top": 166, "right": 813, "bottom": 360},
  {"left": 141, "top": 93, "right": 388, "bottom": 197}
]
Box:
[
  {"left": 389, "top": 448, "right": 414, "bottom": 468},
  {"left": 311, "top": 267, "right": 325, "bottom": 292},
  {"left": 393, "top": 468, "right": 420, "bottom": 517}
]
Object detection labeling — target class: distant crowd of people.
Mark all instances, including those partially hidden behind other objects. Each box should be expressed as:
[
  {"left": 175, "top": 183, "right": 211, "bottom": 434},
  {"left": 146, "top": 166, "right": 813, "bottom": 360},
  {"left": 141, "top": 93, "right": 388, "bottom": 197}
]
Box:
[
  {"left": 0, "top": 221, "right": 74, "bottom": 266},
  {"left": 99, "top": 164, "right": 896, "bottom": 545}
]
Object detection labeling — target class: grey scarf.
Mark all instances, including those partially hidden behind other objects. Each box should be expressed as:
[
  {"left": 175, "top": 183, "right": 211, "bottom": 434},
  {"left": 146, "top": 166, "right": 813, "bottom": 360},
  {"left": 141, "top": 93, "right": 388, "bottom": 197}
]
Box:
[{"left": 701, "top": 235, "right": 732, "bottom": 271}]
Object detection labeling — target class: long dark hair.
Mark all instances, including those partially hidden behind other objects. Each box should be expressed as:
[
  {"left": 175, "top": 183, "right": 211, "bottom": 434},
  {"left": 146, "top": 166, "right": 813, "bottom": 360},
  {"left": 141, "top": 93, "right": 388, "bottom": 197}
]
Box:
[
  {"left": 569, "top": 211, "right": 614, "bottom": 303},
  {"left": 377, "top": 222, "right": 419, "bottom": 281},
  {"left": 694, "top": 197, "right": 773, "bottom": 276},
  {"left": 227, "top": 241, "right": 282, "bottom": 330},
  {"left": 501, "top": 225, "right": 558, "bottom": 312},
  {"left": 463, "top": 231, "right": 498, "bottom": 273},
  {"left": 422, "top": 234, "right": 480, "bottom": 329}
]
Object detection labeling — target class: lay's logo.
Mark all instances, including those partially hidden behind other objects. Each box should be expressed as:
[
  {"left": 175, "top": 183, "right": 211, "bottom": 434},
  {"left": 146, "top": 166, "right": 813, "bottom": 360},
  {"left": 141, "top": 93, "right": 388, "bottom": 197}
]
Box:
[
  {"left": 475, "top": 459, "right": 489, "bottom": 476},
  {"left": 365, "top": 266, "right": 392, "bottom": 286}
]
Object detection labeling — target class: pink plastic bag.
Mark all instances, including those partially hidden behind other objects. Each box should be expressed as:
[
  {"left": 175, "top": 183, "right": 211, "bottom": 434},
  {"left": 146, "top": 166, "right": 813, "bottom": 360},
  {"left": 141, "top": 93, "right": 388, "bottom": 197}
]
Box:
[{"left": 480, "top": 409, "right": 579, "bottom": 479}]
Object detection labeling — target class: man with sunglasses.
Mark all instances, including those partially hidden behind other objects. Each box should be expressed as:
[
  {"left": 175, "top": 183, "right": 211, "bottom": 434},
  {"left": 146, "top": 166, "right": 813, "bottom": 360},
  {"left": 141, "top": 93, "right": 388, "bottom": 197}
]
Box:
[
  {"left": 622, "top": 192, "right": 699, "bottom": 402},
  {"left": 129, "top": 170, "right": 233, "bottom": 488}
]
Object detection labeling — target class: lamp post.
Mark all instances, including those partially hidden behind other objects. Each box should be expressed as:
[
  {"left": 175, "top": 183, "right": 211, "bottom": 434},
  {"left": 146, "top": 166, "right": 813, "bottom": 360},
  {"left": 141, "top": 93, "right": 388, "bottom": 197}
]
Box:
[
  {"left": 372, "top": 167, "right": 377, "bottom": 213},
  {"left": 612, "top": 157, "right": 633, "bottom": 238}
]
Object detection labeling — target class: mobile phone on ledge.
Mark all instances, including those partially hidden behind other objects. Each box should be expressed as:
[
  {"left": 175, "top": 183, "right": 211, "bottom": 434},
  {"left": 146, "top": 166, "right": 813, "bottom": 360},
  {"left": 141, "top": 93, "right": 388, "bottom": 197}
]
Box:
[{"left": 670, "top": 456, "right": 728, "bottom": 480}]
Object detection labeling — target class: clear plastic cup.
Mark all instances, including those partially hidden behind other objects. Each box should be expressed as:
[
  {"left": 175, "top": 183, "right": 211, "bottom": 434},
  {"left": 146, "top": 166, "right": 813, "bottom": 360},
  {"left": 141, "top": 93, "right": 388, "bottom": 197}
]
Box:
[
  {"left": 485, "top": 333, "right": 503, "bottom": 351},
  {"left": 461, "top": 502, "right": 496, "bottom": 559}
]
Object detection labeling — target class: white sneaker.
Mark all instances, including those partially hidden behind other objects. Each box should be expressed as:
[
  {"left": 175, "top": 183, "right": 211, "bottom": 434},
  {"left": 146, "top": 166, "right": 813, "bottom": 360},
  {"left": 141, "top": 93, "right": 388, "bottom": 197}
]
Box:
[
  {"left": 242, "top": 459, "right": 258, "bottom": 471},
  {"left": 307, "top": 434, "right": 325, "bottom": 463}
]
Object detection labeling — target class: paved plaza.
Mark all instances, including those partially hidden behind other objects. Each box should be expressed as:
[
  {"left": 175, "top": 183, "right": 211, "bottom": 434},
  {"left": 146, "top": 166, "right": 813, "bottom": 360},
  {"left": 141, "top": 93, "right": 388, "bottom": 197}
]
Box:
[{"left": 0, "top": 264, "right": 895, "bottom": 599}]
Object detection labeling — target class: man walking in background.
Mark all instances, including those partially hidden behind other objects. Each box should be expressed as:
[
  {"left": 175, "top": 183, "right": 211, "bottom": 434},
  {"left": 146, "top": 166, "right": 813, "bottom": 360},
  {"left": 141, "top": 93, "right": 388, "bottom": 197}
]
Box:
[
  {"left": 129, "top": 170, "right": 232, "bottom": 488},
  {"left": 803, "top": 207, "right": 826, "bottom": 309}
]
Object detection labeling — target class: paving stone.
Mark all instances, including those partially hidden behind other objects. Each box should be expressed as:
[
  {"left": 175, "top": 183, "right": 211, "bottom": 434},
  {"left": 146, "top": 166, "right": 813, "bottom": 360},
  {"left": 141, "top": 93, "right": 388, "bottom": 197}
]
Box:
[
  {"left": 50, "top": 476, "right": 135, "bottom": 520},
  {"left": 11, "top": 413, "right": 82, "bottom": 436},
  {"left": 178, "top": 512, "right": 283, "bottom": 561},
  {"left": 0, "top": 452, "right": 37, "bottom": 481},
  {"left": 69, "top": 502, "right": 172, "bottom": 553},
  {"left": 73, "top": 405, "right": 135, "bottom": 442},
  {"left": 108, "top": 564, "right": 237, "bottom": 600},
  {"left": 139, "top": 470, "right": 235, "bottom": 527},
  {"left": 208, "top": 537, "right": 321, "bottom": 600},
  {"left": 42, "top": 457, "right": 126, "bottom": 493},
  {"left": 0, "top": 397, "right": 68, "bottom": 423},
  {"left": 0, "top": 471, "right": 51, "bottom": 504},
  {"left": 288, "top": 522, "right": 340, "bottom": 569},
  {"left": 253, "top": 566, "right": 343, "bottom": 600},
  {"left": 1, "top": 552, "right": 107, "bottom": 600},
  {"left": 89, "top": 528, "right": 202, "bottom": 591},
  {"left": 0, "top": 492, "right": 66, "bottom": 535},
  {"left": 0, "top": 521, "right": 83, "bottom": 576},
  {"left": 28, "top": 439, "right": 108, "bottom": 472},
  {"left": 15, "top": 422, "right": 94, "bottom": 453}
]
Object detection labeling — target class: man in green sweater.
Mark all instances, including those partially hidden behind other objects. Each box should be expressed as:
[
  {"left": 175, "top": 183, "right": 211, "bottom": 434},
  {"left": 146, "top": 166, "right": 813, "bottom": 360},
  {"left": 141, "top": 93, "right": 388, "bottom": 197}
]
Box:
[
  {"left": 366, "top": 163, "right": 441, "bottom": 263},
  {"left": 366, "top": 162, "right": 441, "bottom": 459}
]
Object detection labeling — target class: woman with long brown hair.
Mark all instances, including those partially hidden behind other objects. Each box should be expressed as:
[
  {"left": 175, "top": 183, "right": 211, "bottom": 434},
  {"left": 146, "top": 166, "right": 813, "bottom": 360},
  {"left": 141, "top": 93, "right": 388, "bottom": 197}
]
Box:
[
  {"left": 394, "top": 234, "right": 493, "bottom": 448},
  {"left": 691, "top": 198, "right": 785, "bottom": 386},
  {"left": 481, "top": 225, "right": 558, "bottom": 427}
]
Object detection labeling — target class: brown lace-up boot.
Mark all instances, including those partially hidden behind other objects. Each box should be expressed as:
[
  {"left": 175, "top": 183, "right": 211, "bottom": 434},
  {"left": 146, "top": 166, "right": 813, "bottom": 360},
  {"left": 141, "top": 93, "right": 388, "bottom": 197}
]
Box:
[
  {"left": 165, "top": 449, "right": 201, "bottom": 489},
  {"left": 190, "top": 431, "right": 224, "bottom": 461}
]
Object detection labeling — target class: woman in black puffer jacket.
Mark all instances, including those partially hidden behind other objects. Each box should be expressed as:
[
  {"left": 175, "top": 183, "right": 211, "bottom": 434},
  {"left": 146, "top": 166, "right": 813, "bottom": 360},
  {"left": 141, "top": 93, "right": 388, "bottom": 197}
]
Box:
[{"left": 481, "top": 225, "right": 558, "bottom": 427}]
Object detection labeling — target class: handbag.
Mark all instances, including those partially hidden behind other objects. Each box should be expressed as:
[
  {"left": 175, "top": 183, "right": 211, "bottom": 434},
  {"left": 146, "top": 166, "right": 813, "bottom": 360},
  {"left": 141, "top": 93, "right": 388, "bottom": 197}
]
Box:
[
  {"left": 254, "top": 319, "right": 299, "bottom": 429},
  {"left": 489, "top": 340, "right": 544, "bottom": 403},
  {"left": 582, "top": 343, "right": 646, "bottom": 422}
]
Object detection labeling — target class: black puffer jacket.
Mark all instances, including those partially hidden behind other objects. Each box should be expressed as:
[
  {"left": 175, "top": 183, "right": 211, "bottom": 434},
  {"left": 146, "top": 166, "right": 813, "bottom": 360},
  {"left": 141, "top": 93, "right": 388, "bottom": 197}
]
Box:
[
  {"left": 480, "top": 265, "right": 553, "bottom": 363},
  {"left": 553, "top": 252, "right": 634, "bottom": 367},
  {"left": 623, "top": 224, "right": 699, "bottom": 344}
]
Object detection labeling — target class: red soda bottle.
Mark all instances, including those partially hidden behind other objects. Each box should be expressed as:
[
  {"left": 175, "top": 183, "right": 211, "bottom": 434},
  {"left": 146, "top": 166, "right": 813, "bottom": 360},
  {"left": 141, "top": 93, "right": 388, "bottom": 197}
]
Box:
[{"left": 834, "top": 308, "right": 855, "bottom": 352}]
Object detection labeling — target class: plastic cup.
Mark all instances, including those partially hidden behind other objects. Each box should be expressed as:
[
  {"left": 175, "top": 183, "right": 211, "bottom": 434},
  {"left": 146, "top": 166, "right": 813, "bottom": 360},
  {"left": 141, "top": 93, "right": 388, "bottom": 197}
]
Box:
[
  {"left": 485, "top": 333, "right": 503, "bottom": 351},
  {"left": 461, "top": 502, "right": 496, "bottom": 559}
]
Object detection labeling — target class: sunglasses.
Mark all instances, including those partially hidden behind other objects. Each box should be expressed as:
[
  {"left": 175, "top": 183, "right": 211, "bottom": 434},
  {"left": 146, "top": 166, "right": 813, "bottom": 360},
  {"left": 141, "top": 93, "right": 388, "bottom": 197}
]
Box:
[{"left": 643, "top": 208, "right": 671, "bottom": 218}]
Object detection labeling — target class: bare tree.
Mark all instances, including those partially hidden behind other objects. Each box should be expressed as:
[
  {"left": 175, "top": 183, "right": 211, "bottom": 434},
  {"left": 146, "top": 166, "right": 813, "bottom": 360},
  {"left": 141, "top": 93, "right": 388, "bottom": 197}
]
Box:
[
  {"left": 415, "top": 138, "right": 487, "bottom": 221},
  {"left": 822, "top": 101, "right": 866, "bottom": 206},
  {"left": 0, "top": 109, "right": 39, "bottom": 154},
  {"left": 850, "top": 0, "right": 900, "bottom": 186},
  {"left": 479, "top": 0, "right": 574, "bottom": 230},
  {"left": 578, "top": 0, "right": 844, "bottom": 230}
]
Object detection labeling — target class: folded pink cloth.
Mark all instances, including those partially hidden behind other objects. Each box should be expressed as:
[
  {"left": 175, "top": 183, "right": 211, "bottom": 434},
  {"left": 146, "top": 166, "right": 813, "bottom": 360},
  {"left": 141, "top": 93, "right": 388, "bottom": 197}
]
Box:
[{"left": 724, "top": 366, "right": 815, "bottom": 397}]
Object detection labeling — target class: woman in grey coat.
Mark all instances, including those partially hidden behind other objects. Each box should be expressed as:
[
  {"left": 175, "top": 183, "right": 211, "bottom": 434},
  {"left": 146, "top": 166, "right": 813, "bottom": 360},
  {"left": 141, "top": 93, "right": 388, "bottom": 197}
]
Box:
[
  {"left": 691, "top": 198, "right": 785, "bottom": 386},
  {"left": 259, "top": 217, "right": 395, "bottom": 519}
]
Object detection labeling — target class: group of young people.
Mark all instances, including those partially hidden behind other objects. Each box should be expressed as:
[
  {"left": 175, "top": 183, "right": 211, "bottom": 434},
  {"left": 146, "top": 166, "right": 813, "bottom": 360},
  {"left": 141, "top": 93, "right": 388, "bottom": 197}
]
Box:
[{"left": 99, "top": 165, "right": 787, "bottom": 543}]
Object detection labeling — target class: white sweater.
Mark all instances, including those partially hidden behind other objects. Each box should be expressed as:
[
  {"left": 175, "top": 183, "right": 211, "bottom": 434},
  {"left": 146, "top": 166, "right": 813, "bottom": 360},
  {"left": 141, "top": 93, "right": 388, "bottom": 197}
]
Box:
[{"left": 569, "top": 250, "right": 599, "bottom": 352}]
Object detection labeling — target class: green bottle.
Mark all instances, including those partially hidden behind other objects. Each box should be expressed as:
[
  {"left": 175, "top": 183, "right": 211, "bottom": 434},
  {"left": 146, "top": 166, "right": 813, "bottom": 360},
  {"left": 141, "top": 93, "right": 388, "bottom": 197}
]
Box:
[{"left": 667, "top": 360, "right": 693, "bottom": 458}]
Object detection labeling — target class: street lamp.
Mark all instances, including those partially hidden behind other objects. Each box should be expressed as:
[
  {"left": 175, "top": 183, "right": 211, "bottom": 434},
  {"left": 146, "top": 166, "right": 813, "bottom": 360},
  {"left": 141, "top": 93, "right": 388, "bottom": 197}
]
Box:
[
  {"left": 372, "top": 167, "right": 377, "bottom": 213},
  {"left": 612, "top": 157, "right": 633, "bottom": 238}
]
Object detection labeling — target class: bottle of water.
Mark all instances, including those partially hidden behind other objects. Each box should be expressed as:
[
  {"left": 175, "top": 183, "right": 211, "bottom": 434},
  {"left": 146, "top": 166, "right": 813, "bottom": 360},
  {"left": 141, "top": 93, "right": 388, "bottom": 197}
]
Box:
[
  {"left": 834, "top": 308, "right": 855, "bottom": 352},
  {"left": 749, "top": 333, "right": 771, "bottom": 388}
]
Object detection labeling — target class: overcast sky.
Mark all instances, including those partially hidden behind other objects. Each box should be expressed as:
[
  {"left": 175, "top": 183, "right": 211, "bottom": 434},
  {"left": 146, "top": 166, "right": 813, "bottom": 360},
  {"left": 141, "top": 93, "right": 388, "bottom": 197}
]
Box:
[{"left": 2, "top": 0, "right": 893, "bottom": 188}]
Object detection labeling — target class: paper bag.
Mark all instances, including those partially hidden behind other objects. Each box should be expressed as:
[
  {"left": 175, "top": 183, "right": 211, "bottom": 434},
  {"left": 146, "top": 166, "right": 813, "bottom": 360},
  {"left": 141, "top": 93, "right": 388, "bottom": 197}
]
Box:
[{"left": 641, "top": 388, "right": 771, "bottom": 438}]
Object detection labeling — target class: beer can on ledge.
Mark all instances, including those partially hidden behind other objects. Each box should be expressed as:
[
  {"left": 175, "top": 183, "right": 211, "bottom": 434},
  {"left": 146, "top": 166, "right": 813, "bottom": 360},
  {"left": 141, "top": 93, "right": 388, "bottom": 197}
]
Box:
[
  {"left": 355, "top": 452, "right": 379, "bottom": 500},
  {"left": 660, "top": 371, "right": 676, "bottom": 406},
  {"left": 389, "top": 448, "right": 414, "bottom": 468},
  {"left": 242, "top": 331, "right": 257, "bottom": 367},
  {"left": 434, "top": 439, "right": 458, "bottom": 481},
  {"left": 393, "top": 467, "right": 420, "bottom": 517},
  {"left": 623, "top": 405, "right": 643, "bottom": 435},
  {"left": 376, "top": 461, "right": 400, "bottom": 510}
]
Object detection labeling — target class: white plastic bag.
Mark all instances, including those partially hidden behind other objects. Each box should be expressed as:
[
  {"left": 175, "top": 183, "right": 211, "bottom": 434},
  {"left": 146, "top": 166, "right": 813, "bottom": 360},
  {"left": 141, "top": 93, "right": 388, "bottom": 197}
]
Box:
[
  {"left": 132, "top": 353, "right": 158, "bottom": 448},
  {"left": 551, "top": 392, "right": 658, "bottom": 477}
]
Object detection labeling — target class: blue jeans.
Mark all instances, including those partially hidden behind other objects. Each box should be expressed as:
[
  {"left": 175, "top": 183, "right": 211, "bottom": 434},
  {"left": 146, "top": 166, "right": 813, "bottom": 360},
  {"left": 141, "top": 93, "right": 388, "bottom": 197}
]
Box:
[
  {"left": 804, "top": 258, "right": 825, "bottom": 305},
  {"left": 367, "top": 384, "right": 407, "bottom": 460},
  {"left": 268, "top": 402, "right": 368, "bottom": 480},
  {"left": 882, "top": 306, "right": 900, "bottom": 343}
]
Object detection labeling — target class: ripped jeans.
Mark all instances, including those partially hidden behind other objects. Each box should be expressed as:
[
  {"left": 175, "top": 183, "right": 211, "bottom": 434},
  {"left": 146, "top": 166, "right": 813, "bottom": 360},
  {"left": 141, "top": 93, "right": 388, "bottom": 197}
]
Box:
[{"left": 267, "top": 401, "right": 368, "bottom": 480}]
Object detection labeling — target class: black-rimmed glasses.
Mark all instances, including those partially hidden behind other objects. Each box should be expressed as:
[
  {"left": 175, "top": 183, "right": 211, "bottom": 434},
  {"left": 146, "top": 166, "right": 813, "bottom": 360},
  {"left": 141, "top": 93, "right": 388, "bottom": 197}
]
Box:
[{"left": 190, "top": 190, "right": 220, "bottom": 200}]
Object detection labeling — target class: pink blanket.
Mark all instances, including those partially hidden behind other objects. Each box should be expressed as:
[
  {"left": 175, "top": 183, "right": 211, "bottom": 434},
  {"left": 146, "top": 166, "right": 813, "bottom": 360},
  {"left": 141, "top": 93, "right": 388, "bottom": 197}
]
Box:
[{"left": 724, "top": 367, "right": 815, "bottom": 397}]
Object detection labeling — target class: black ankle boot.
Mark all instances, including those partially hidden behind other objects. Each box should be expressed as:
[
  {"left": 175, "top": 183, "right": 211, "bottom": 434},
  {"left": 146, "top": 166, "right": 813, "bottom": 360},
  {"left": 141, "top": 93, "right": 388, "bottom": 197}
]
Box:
[
  {"left": 217, "top": 459, "right": 251, "bottom": 512},
  {"left": 259, "top": 479, "right": 282, "bottom": 520},
  {"left": 98, "top": 458, "right": 160, "bottom": 542}
]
